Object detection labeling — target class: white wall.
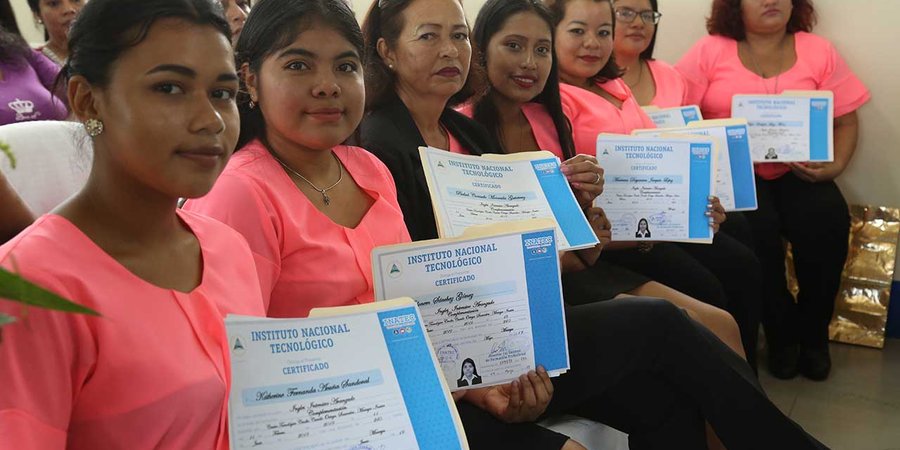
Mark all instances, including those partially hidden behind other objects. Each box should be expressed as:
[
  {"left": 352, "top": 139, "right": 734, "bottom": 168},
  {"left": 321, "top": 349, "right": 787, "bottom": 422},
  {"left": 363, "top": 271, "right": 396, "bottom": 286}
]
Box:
[{"left": 9, "top": 0, "right": 42, "bottom": 44}]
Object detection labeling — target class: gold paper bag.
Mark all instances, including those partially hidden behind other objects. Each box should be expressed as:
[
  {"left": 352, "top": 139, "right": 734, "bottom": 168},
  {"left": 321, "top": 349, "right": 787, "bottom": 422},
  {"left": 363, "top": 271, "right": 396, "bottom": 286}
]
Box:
[{"left": 828, "top": 206, "right": 900, "bottom": 348}]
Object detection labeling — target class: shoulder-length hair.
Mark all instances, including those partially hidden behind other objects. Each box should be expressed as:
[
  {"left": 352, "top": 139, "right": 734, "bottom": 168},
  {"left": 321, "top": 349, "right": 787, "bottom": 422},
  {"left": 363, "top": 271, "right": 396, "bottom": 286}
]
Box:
[
  {"left": 545, "top": 0, "right": 623, "bottom": 83},
  {"left": 707, "top": 0, "right": 816, "bottom": 40},
  {"left": 361, "top": 0, "right": 488, "bottom": 111},
  {"left": 471, "top": 0, "right": 576, "bottom": 159}
]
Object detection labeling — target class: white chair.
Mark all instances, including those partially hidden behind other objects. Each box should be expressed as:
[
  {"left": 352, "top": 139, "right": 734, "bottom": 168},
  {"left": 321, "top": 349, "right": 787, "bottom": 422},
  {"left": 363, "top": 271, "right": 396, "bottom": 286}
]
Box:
[
  {"left": 540, "top": 415, "right": 629, "bottom": 450},
  {"left": 0, "top": 120, "right": 92, "bottom": 215}
]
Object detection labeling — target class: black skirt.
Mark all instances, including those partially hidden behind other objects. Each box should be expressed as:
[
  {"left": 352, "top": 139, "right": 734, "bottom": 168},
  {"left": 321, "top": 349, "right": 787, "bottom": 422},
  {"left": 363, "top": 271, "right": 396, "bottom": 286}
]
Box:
[{"left": 562, "top": 260, "right": 651, "bottom": 305}]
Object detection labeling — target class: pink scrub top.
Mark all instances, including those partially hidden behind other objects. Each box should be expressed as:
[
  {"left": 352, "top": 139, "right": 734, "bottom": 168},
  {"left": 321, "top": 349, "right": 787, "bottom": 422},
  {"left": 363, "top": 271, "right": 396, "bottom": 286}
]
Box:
[
  {"left": 183, "top": 141, "right": 410, "bottom": 318},
  {"left": 560, "top": 78, "right": 657, "bottom": 156},
  {"left": 646, "top": 59, "right": 689, "bottom": 109},
  {"left": 457, "top": 102, "right": 566, "bottom": 159},
  {"left": 0, "top": 211, "right": 265, "bottom": 450},
  {"left": 676, "top": 32, "right": 870, "bottom": 179}
]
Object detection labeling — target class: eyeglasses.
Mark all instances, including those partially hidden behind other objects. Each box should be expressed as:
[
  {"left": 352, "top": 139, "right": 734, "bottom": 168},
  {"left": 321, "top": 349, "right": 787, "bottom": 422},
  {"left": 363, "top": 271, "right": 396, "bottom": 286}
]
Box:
[{"left": 615, "top": 8, "right": 663, "bottom": 25}]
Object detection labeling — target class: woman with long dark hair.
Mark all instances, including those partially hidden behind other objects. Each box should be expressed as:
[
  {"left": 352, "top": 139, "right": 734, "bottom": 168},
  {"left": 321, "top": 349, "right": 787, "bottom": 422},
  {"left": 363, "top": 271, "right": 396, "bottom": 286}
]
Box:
[{"left": 0, "top": 0, "right": 265, "bottom": 447}]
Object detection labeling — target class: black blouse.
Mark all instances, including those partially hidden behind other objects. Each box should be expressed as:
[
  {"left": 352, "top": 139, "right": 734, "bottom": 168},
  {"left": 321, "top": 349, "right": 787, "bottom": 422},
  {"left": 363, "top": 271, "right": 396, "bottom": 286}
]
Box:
[{"left": 356, "top": 95, "right": 495, "bottom": 241}]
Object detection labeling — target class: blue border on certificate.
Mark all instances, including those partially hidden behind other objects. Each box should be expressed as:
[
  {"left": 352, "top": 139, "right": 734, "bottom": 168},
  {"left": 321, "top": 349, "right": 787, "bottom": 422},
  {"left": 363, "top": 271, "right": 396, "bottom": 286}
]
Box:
[
  {"left": 378, "top": 307, "right": 462, "bottom": 450},
  {"left": 530, "top": 158, "right": 596, "bottom": 248},
  {"left": 688, "top": 143, "right": 713, "bottom": 239},
  {"left": 520, "top": 229, "right": 568, "bottom": 371},
  {"left": 725, "top": 125, "right": 758, "bottom": 210},
  {"left": 809, "top": 98, "right": 831, "bottom": 161}
]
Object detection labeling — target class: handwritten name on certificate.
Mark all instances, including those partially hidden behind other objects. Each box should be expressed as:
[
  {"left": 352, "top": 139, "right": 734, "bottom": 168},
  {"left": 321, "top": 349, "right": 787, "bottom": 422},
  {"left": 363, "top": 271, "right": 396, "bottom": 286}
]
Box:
[
  {"left": 731, "top": 91, "right": 834, "bottom": 162},
  {"left": 226, "top": 301, "right": 467, "bottom": 450},
  {"left": 372, "top": 222, "right": 570, "bottom": 391},
  {"left": 596, "top": 134, "right": 716, "bottom": 243},
  {"left": 419, "top": 146, "right": 598, "bottom": 251},
  {"left": 634, "top": 119, "right": 758, "bottom": 212},
  {"left": 641, "top": 105, "right": 703, "bottom": 128}
]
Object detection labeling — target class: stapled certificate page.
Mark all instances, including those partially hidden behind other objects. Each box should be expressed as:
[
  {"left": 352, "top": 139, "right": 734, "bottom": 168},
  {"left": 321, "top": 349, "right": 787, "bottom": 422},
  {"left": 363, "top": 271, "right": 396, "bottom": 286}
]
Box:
[
  {"left": 596, "top": 134, "right": 717, "bottom": 243},
  {"left": 419, "top": 146, "right": 598, "bottom": 251},
  {"left": 641, "top": 104, "right": 704, "bottom": 128},
  {"left": 633, "top": 119, "right": 758, "bottom": 211},
  {"left": 731, "top": 90, "right": 834, "bottom": 162},
  {"left": 226, "top": 299, "right": 467, "bottom": 450},
  {"left": 371, "top": 219, "right": 570, "bottom": 391}
]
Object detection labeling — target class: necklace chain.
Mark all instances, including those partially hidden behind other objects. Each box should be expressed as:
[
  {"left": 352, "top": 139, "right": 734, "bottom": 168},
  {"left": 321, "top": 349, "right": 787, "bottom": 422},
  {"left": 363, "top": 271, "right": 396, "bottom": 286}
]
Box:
[
  {"left": 271, "top": 151, "right": 343, "bottom": 206},
  {"left": 625, "top": 60, "right": 644, "bottom": 90},
  {"left": 744, "top": 36, "right": 786, "bottom": 95}
]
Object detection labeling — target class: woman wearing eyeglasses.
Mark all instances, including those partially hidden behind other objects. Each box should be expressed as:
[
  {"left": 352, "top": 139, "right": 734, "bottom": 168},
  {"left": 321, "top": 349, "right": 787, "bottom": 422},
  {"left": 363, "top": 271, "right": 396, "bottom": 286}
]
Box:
[{"left": 610, "top": 0, "right": 686, "bottom": 108}]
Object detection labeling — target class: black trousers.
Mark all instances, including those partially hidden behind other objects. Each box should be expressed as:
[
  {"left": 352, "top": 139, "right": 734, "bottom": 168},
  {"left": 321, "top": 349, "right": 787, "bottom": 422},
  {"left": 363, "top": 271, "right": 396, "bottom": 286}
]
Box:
[
  {"left": 598, "top": 222, "right": 764, "bottom": 369},
  {"left": 460, "top": 298, "right": 826, "bottom": 449},
  {"left": 743, "top": 173, "right": 850, "bottom": 351}
]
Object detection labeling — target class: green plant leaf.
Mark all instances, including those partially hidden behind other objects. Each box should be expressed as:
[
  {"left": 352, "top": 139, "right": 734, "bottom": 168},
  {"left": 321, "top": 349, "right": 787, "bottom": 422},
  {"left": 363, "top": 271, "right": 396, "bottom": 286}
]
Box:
[
  {"left": 0, "top": 267, "right": 99, "bottom": 316},
  {"left": 0, "top": 140, "right": 14, "bottom": 169},
  {"left": 0, "top": 312, "right": 15, "bottom": 327}
]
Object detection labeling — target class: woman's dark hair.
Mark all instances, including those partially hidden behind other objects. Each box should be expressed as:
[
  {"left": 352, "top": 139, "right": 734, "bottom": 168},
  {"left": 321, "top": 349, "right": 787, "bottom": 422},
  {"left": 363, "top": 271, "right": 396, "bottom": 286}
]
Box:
[
  {"left": 545, "top": 0, "right": 623, "bottom": 83},
  {"left": 63, "top": 0, "right": 229, "bottom": 89},
  {"left": 1, "top": 0, "right": 21, "bottom": 35},
  {"left": 707, "top": 0, "right": 816, "bottom": 40},
  {"left": 235, "top": 0, "right": 363, "bottom": 148},
  {"left": 0, "top": 26, "right": 30, "bottom": 66},
  {"left": 471, "top": 0, "right": 576, "bottom": 159},
  {"left": 459, "top": 358, "right": 480, "bottom": 378},
  {"left": 361, "top": 0, "right": 487, "bottom": 111}
]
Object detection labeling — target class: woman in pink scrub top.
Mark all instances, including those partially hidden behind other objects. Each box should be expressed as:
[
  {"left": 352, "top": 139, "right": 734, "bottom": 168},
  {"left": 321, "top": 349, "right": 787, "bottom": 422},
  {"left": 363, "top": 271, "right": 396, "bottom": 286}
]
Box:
[
  {"left": 545, "top": 0, "right": 771, "bottom": 372},
  {"left": 677, "top": 0, "right": 870, "bottom": 382},
  {"left": 184, "top": 0, "right": 410, "bottom": 318},
  {"left": 0, "top": 0, "right": 266, "bottom": 448},
  {"left": 611, "top": 0, "right": 687, "bottom": 108}
]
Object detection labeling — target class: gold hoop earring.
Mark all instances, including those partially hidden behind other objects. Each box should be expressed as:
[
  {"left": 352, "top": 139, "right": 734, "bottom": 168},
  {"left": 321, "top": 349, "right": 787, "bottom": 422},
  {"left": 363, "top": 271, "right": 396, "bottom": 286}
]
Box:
[{"left": 84, "top": 118, "right": 104, "bottom": 137}]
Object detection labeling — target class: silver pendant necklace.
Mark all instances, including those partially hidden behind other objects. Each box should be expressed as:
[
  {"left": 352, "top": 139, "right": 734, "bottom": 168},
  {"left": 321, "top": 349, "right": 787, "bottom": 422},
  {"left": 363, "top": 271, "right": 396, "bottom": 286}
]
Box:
[
  {"left": 744, "top": 36, "right": 786, "bottom": 95},
  {"left": 271, "top": 151, "right": 343, "bottom": 206}
]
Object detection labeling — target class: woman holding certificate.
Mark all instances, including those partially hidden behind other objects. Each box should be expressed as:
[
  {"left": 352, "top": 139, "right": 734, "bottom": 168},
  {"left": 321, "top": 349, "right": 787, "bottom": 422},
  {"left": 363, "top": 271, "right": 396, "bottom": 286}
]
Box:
[
  {"left": 461, "top": 0, "right": 749, "bottom": 366},
  {"left": 677, "top": 0, "right": 870, "bottom": 381},
  {"left": 547, "top": 0, "right": 764, "bottom": 367},
  {"left": 183, "top": 0, "right": 411, "bottom": 318},
  {"left": 0, "top": 0, "right": 266, "bottom": 447},
  {"left": 357, "top": 0, "right": 828, "bottom": 448},
  {"left": 610, "top": 0, "right": 687, "bottom": 108}
]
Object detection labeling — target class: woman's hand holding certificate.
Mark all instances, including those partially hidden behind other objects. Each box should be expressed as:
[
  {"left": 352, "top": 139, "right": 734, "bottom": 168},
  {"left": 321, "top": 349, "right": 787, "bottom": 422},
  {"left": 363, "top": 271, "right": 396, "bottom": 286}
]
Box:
[
  {"left": 561, "top": 155, "right": 605, "bottom": 208},
  {"left": 468, "top": 367, "right": 555, "bottom": 423}
]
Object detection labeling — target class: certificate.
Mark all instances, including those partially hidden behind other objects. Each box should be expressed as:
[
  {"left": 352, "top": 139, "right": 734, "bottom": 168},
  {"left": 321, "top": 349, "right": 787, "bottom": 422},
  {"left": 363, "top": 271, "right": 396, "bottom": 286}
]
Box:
[
  {"left": 419, "top": 146, "right": 598, "bottom": 250},
  {"left": 634, "top": 119, "right": 758, "bottom": 212},
  {"left": 226, "top": 299, "right": 467, "bottom": 450},
  {"left": 641, "top": 105, "right": 704, "bottom": 128},
  {"left": 731, "top": 91, "right": 834, "bottom": 162},
  {"left": 596, "top": 134, "right": 716, "bottom": 243},
  {"left": 372, "top": 220, "right": 570, "bottom": 391}
]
